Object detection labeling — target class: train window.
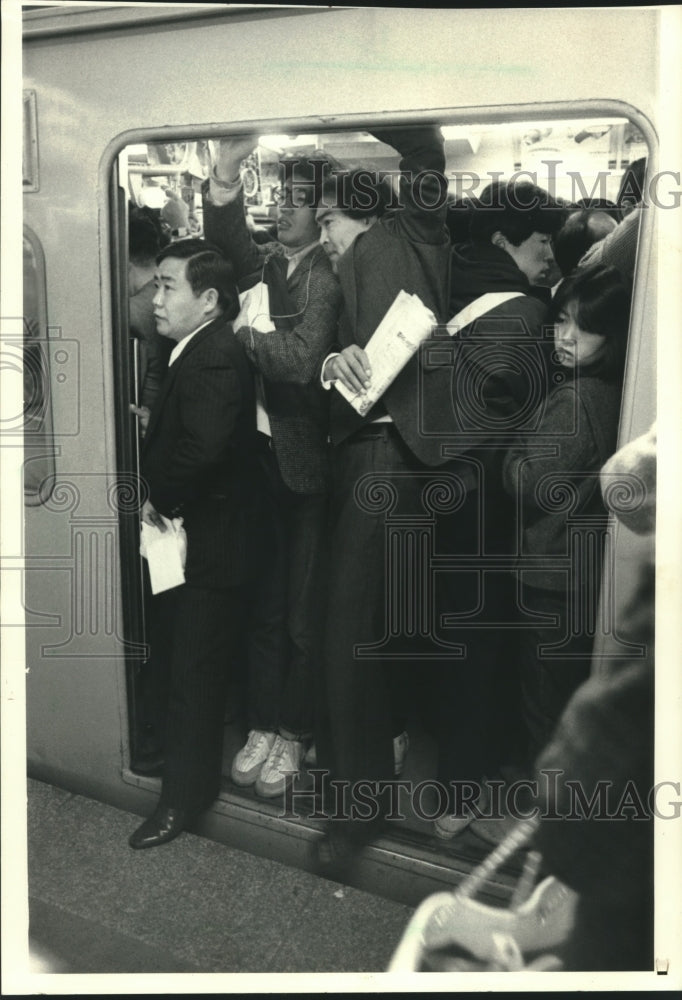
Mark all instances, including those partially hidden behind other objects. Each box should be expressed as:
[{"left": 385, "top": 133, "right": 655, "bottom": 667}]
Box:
[
  {"left": 119, "top": 118, "right": 648, "bottom": 242},
  {"left": 22, "top": 226, "right": 55, "bottom": 506},
  {"left": 115, "top": 113, "right": 648, "bottom": 857}
]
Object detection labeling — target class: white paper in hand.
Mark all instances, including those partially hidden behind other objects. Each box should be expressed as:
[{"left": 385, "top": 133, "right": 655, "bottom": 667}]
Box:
[
  {"left": 334, "top": 290, "right": 436, "bottom": 417},
  {"left": 235, "top": 282, "right": 275, "bottom": 334},
  {"left": 140, "top": 516, "right": 186, "bottom": 594}
]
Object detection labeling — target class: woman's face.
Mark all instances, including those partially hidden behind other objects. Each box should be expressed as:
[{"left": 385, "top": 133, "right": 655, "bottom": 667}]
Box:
[{"left": 554, "top": 301, "right": 606, "bottom": 369}]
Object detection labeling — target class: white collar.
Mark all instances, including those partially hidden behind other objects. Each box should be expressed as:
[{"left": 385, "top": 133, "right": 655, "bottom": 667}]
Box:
[
  {"left": 168, "top": 319, "right": 213, "bottom": 367},
  {"left": 283, "top": 240, "right": 317, "bottom": 275}
]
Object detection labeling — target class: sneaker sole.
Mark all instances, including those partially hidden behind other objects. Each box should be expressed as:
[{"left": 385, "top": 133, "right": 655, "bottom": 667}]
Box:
[
  {"left": 433, "top": 816, "right": 474, "bottom": 841},
  {"left": 230, "top": 767, "right": 263, "bottom": 787},
  {"left": 254, "top": 773, "right": 298, "bottom": 799}
]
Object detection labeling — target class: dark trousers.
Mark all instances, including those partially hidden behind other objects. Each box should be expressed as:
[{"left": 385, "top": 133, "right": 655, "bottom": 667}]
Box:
[
  {"left": 426, "top": 483, "right": 504, "bottom": 810},
  {"left": 246, "top": 445, "right": 328, "bottom": 739},
  {"left": 159, "top": 584, "right": 248, "bottom": 815},
  {"left": 518, "top": 583, "right": 594, "bottom": 767},
  {"left": 317, "top": 425, "right": 486, "bottom": 822},
  {"left": 134, "top": 571, "right": 173, "bottom": 755}
]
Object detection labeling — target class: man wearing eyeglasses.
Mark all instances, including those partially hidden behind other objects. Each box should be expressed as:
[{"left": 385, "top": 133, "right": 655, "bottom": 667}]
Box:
[{"left": 202, "top": 139, "right": 342, "bottom": 800}]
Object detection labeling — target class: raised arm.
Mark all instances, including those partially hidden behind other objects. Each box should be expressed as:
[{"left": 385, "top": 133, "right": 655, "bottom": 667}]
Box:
[
  {"left": 369, "top": 124, "right": 448, "bottom": 245},
  {"left": 203, "top": 137, "right": 274, "bottom": 282}
]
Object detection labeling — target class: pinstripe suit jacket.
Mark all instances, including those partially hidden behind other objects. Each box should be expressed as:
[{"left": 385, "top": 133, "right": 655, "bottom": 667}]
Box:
[
  {"left": 203, "top": 189, "right": 343, "bottom": 494},
  {"left": 141, "top": 316, "right": 265, "bottom": 590}
]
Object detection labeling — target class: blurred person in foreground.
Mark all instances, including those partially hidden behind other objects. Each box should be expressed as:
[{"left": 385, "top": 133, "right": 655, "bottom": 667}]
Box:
[{"left": 532, "top": 421, "right": 656, "bottom": 969}]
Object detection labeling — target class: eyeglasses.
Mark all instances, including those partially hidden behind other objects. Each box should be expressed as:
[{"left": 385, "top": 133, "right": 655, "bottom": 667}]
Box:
[{"left": 271, "top": 186, "right": 311, "bottom": 208}]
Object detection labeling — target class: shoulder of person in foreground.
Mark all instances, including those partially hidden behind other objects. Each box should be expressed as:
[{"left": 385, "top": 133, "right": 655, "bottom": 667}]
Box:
[
  {"left": 600, "top": 421, "right": 656, "bottom": 535},
  {"left": 578, "top": 205, "right": 642, "bottom": 281}
]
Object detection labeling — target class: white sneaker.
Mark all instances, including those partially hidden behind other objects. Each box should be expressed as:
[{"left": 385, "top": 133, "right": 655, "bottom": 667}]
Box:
[
  {"left": 305, "top": 734, "right": 409, "bottom": 774},
  {"left": 393, "top": 731, "right": 409, "bottom": 776},
  {"left": 434, "top": 782, "right": 490, "bottom": 841},
  {"left": 433, "top": 811, "right": 475, "bottom": 840},
  {"left": 231, "top": 729, "right": 276, "bottom": 786},
  {"left": 255, "top": 734, "right": 304, "bottom": 798}
]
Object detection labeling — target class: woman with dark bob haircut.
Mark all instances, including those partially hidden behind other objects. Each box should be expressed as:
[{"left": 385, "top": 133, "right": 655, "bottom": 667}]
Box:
[
  {"left": 550, "top": 264, "right": 631, "bottom": 380},
  {"left": 502, "top": 264, "right": 631, "bottom": 770}
]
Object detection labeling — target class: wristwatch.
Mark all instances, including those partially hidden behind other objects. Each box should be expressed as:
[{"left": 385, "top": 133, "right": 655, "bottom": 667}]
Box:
[{"left": 210, "top": 166, "right": 241, "bottom": 190}]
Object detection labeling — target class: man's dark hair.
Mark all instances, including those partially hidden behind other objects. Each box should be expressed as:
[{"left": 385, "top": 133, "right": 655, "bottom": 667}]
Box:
[
  {"left": 469, "top": 180, "right": 567, "bottom": 245},
  {"left": 551, "top": 264, "right": 631, "bottom": 380},
  {"left": 552, "top": 208, "right": 617, "bottom": 277},
  {"left": 278, "top": 151, "right": 339, "bottom": 209},
  {"left": 318, "top": 166, "right": 392, "bottom": 220},
  {"left": 129, "top": 206, "right": 167, "bottom": 265},
  {"left": 574, "top": 197, "right": 621, "bottom": 222},
  {"left": 616, "top": 157, "right": 647, "bottom": 214},
  {"left": 156, "top": 238, "right": 238, "bottom": 318}
]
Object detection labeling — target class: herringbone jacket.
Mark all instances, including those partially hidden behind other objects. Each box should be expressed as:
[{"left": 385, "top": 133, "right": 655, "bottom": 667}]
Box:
[{"left": 203, "top": 190, "right": 342, "bottom": 494}]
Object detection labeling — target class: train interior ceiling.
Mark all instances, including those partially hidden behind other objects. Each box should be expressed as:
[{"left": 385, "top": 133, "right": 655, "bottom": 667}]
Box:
[{"left": 123, "top": 117, "right": 649, "bottom": 228}]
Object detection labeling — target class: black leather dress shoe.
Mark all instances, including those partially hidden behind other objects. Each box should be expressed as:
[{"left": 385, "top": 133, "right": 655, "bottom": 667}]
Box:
[
  {"left": 315, "top": 822, "right": 377, "bottom": 870},
  {"left": 129, "top": 755, "right": 165, "bottom": 778},
  {"left": 128, "top": 806, "right": 188, "bottom": 850}
]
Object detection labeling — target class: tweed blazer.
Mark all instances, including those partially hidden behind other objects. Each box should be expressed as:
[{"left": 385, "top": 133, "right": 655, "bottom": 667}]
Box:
[
  {"left": 141, "top": 316, "right": 267, "bottom": 590},
  {"left": 203, "top": 189, "right": 343, "bottom": 494}
]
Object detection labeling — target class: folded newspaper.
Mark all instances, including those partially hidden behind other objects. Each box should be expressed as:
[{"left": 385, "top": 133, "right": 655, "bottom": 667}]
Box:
[
  {"left": 140, "top": 516, "right": 187, "bottom": 594},
  {"left": 334, "top": 290, "right": 437, "bottom": 417}
]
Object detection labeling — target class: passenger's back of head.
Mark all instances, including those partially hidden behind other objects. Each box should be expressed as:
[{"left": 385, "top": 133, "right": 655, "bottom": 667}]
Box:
[
  {"left": 553, "top": 208, "right": 618, "bottom": 277},
  {"left": 129, "top": 205, "right": 168, "bottom": 265},
  {"left": 616, "top": 157, "right": 647, "bottom": 217},
  {"left": 574, "top": 197, "right": 620, "bottom": 222},
  {"left": 468, "top": 180, "right": 566, "bottom": 246}
]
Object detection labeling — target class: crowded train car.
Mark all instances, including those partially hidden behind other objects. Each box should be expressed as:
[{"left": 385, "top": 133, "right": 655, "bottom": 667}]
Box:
[{"left": 9, "top": 1, "right": 682, "bottom": 979}]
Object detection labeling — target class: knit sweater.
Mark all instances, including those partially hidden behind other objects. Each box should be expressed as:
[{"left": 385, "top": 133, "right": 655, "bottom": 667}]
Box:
[{"left": 502, "top": 373, "right": 622, "bottom": 591}]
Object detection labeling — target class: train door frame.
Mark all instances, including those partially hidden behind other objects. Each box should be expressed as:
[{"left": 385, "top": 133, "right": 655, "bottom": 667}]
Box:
[{"left": 103, "top": 99, "right": 658, "bottom": 851}]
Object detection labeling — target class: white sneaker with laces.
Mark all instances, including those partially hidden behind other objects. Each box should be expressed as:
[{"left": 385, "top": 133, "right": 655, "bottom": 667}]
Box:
[
  {"left": 434, "top": 781, "right": 490, "bottom": 841},
  {"left": 231, "top": 729, "right": 276, "bottom": 786},
  {"left": 393, "top": 731, "right": 409, "bottom": 776},
  {"left": 433, "top": 811, "right": 475, "bottom": 840},
  {"left": 255, "top": 734, "right": 305, "bottom": 798}
]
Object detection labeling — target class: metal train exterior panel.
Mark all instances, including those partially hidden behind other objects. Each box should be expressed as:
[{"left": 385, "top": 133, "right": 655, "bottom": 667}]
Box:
[{"left": 9, "top": 2, "right": 681, "bottom": 922}]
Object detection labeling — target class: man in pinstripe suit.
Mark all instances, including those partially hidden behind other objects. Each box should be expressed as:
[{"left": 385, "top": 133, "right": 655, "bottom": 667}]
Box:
[{"left": 129, "top": 238, "right": 267, "bottom": 849}]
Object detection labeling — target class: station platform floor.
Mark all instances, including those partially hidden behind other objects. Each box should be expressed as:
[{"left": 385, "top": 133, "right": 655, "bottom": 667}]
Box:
[{"left": 25, "top": 777, "right": 414, "bottom": 976}]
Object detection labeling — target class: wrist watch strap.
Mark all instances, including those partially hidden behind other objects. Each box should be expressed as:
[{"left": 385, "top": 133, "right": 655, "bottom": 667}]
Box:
[{"left": 210, "top": 166, "right": 241, "bottom": 190}]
